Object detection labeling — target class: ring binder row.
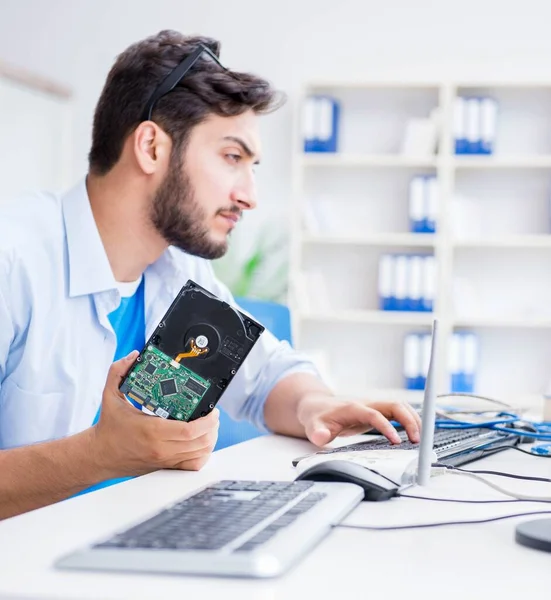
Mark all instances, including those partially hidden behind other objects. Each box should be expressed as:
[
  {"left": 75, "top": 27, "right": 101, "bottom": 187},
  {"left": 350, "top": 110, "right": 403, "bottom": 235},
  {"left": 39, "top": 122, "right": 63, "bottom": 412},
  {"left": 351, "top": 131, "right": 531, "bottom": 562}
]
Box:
[
  {"left": 302, "top": 95, "right": 340, "bottom": 153},
  {"left": 378, "top": 254, "right": 435, "bottom": 312},
  {"left": 403, "top": 331, "right": 477, "bottom": 392},
  {"left": 453, "top": 96, "right": 498, "bottom": 155},
  {"left": 409, "top": 175, "right": 438, "bottom": 233}
]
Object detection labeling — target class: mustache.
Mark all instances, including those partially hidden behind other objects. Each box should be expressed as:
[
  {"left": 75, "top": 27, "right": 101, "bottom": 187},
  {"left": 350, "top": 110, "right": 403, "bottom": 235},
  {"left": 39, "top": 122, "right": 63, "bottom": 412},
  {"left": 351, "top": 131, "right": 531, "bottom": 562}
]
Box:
[{"left": 217, "top": 206, "right": 242, "bottom": 219}]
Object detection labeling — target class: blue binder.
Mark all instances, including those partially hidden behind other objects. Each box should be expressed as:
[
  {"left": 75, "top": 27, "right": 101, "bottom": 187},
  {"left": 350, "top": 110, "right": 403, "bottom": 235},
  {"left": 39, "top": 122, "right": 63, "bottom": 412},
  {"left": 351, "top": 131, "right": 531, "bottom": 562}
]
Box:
[{"left": 303, "top": 95, "right": 340, "bottom": 153}]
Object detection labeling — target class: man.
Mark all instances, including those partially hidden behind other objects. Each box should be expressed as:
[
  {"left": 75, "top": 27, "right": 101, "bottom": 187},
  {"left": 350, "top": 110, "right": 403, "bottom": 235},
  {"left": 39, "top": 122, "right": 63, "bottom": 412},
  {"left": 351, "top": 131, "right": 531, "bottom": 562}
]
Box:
[{"left": 0, "top": 30, "right": 420, "bottom": 520}]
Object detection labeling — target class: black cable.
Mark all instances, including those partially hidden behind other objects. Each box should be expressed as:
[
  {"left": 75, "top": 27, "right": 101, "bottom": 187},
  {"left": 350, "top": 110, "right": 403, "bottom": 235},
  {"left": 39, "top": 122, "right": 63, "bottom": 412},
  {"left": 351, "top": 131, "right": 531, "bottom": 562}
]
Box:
[
  {"left": 334, "top": 510, "right": 551, "bottom": 531},
  {"left": 470, "top": 444, "right": 551, "bottom": 458},
  {"left": 398, "top": 493, "right": 551, "bottom": 504},
  {"left": 440, "top": 464, "right": 551, "bottom": 484},
  {"left": 363, "top": 467, "right": 400, "bottom": 487},
  {"left": 502, "top": 445, "right": 551, "bottom": 458}
]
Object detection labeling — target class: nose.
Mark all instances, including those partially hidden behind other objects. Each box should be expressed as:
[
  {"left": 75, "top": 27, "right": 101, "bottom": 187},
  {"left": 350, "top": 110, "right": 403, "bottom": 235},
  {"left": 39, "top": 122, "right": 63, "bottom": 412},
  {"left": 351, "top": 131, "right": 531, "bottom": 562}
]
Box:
[{"left": 231, "top": 172, "right": 257, "bottom": 211}]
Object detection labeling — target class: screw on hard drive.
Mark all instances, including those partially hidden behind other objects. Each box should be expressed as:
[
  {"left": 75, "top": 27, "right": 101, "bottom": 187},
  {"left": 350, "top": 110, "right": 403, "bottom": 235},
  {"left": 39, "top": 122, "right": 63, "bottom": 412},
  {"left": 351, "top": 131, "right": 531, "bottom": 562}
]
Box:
[
  {"left": 209, "top": 403, "right": 215, "bottom": 409},
  {"left": 158, "top": 322, "right": 164, "bottom": 328},
  {"left": 231, "top": 369, "right": 236, "bottom": 375}
]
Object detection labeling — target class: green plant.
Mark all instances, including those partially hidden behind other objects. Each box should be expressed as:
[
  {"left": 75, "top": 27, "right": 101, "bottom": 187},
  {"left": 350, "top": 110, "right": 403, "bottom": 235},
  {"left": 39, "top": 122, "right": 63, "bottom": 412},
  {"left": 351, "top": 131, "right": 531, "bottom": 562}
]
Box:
[{"left": 212, "top": 223, "right": 289, "bottom": 302}]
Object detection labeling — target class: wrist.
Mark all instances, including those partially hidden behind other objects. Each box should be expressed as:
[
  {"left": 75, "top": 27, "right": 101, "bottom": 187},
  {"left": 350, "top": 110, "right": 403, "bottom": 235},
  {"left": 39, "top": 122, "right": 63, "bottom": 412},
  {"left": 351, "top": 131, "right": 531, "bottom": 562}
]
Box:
[{"left": 77, "top": 426, "right": 118, "bottom": 482}]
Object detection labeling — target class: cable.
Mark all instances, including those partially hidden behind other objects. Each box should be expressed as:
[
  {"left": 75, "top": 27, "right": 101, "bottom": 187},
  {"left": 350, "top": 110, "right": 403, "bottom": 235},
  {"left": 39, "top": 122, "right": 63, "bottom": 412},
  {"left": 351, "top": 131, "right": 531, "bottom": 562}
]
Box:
[
  {"left": 436, "top": 468, "right": 551, "bottom": 502},
  {"left": 480, "top": 444, "right": 551, "bottom": 458},
  {"left": 334, "top": 510, "right": 551, "bottom": 531},
  {"left": 431, "top": 392, "right": 551, "bottom": 440},
  {"left": 431, "top": 411, "right": 551, "bottom": 441},
  {"left": 401, "top": 495, "right": 510, "bottom": 504},
  {"left": 489, "top": 425, "right": 551, "bottom": 441},
  {"left": 435, "top": 418, "right": 517, "bottom": 429},
  {"left": 362, "top": 467, "right": 400, "bottom": 487},
  {"left": 447, "top": 465, "right": 551, "bottom": 484},
  {"left": 398, "top": 493, "right": 550, "bottom": 504}
]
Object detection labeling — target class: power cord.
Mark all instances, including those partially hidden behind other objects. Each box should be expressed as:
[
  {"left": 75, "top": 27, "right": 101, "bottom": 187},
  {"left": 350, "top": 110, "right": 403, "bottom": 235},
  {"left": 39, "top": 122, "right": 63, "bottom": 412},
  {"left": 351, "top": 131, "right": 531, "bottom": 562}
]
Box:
[
  {"left": 396, "top": 463, "right": 551, "bottom": 503},
  {"left": 478, "top": 444, "right": 551, "bottom": 458},
  {"left": 432, "top": 466, "right": 551, "bottom": 502},
  {"left": 443, "top": 464, "right": 551, "bottom": 484},
  {"left": 334, "top": 510, "right": 551, "bottom": 531},
  {"left": 398, "top": 493, "right": 550, "bottom": 504}
]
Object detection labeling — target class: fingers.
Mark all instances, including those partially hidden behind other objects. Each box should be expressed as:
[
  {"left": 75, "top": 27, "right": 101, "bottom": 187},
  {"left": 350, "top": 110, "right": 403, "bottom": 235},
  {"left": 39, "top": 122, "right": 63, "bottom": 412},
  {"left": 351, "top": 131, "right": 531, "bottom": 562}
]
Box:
[
  {"left": 307, "top": 425, "right": 333, "bottom": 447},
  {"left": 308, "top": 402, "right": 401, "bottom": 446},
  {"left": 143, "top": 424, "right": 218, "bottom": 469},
  {"left": 106, "top": 350, "right": 139, "bottom": 390},
  {"left": 406, "top": 403, "right": 423, "bottom": 429},
  {"left": 173, "top": 454, "right": 212, "bottom": 472},
  {"left": 164, "top": 428, "right": 218, "bottom": 470},
  {"left": 167, "top": 427, "right": 219, "bottom": 455},
  {"left": 391, "top": 403, "right": 421, "bottom": 443},
  {"left": 157, "top": 408, "right": 220, "bottom": 442},
  {"left": 354, "top": 405, "right": 402, "bottom": 444}
]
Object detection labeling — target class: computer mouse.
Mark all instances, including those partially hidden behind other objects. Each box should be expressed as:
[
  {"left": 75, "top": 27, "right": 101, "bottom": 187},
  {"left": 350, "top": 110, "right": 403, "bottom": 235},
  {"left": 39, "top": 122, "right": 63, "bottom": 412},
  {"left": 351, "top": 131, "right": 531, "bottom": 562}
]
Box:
[{"left": 295, "top": 459, "right": 400, "bottom": 502}]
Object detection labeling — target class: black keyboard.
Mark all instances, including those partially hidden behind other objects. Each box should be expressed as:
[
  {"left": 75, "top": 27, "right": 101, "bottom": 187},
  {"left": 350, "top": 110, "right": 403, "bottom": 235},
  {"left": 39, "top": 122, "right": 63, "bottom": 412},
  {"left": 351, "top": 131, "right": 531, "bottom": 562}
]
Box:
[
  {"left": 95, "top": 480, "right": 323, "bottom": 552},
  {"left": 329, "top": 428, "right": 489, "bottom": 453},
  {"left": 292, "top": 427, "right": 508, "bottom": 466}
]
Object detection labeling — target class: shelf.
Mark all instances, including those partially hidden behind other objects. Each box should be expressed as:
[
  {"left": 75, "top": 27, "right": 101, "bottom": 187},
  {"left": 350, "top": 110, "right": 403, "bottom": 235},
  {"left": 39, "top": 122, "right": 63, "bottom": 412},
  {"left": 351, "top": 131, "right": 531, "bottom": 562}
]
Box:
[
  {"left": 299, "top": 310, "right": 435, "bottom": 326},
  {"left": 302, "top": 233, "right": 438, "bottom": 247},
  {"left": 453, "top": 235, "right": 551, "bottom": 249},
  {"left": 453, "top": 316, "right": 551, "bottom": 328},
  {"left": 306, "top": 81, "right": 441, "bottom": 91},
  {"left": 452, "top": 155, "right": 551, "bottom": 169},
  {"left": 300, "top": 154, "right": 437, "bottom": 168},
  {"left": 293, "top": 81, "right": 551, "bottom": 402}
]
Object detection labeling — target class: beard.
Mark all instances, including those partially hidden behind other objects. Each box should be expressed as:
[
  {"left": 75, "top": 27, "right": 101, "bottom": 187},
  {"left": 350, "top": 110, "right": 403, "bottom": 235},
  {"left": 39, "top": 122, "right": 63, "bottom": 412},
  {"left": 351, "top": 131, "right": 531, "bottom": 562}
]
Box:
[{"left": 150, "top": 157, "right": 232, "bottom": 260}]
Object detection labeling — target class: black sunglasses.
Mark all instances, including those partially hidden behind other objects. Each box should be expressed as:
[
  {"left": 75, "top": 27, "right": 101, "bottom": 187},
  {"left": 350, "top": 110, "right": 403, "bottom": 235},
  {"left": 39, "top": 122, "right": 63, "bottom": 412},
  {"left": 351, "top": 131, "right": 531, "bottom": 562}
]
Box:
[{"left": 141, "top": 44, "right": 227, "bottom": 122}]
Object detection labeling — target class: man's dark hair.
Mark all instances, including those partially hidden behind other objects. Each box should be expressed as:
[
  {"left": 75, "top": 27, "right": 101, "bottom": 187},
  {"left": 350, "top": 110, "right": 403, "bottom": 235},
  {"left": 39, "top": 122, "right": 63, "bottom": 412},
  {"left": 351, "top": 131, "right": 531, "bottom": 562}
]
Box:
[{"left": 89, "top": 30, "right": 283, "bottom": 175}]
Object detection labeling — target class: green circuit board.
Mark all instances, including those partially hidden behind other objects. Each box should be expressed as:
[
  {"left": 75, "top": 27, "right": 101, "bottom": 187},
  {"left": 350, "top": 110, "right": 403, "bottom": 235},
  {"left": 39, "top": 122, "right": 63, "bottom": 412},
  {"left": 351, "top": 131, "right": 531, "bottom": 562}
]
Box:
[{"left": 121, "top": 345, "right": 211, "bottom": 421}]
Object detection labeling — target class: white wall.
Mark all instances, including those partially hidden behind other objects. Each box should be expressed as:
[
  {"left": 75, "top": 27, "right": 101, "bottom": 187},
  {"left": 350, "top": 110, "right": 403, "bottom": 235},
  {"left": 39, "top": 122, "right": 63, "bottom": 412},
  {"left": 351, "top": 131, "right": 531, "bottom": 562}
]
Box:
[{"left": 1, "top": 0, "right": 551, "bottom": 228}]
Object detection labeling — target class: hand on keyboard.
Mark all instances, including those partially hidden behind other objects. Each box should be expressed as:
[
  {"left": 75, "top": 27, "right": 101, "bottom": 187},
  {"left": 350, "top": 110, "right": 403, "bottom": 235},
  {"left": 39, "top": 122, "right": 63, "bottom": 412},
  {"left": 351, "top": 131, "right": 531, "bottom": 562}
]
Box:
[
  {"left": 92, "top": 351, "right": 220, "bottom": 477},
  {"left": 297, "top": 394, "right": 422, "bottom": 447}
]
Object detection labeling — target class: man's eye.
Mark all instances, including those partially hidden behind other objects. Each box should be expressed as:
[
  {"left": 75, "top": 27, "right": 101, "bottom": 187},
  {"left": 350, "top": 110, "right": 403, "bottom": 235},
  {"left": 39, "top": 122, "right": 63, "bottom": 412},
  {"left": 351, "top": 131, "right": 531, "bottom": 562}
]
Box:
[{"left": 226, "top": 154, "right": 242, "bottom": 163}]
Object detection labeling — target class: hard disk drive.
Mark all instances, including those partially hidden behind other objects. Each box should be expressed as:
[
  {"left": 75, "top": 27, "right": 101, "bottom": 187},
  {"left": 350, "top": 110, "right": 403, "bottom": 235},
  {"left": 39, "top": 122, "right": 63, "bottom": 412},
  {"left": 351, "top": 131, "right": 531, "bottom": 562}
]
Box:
[{"left": 119, "top": 280, "right": 264, "bottom": 421}]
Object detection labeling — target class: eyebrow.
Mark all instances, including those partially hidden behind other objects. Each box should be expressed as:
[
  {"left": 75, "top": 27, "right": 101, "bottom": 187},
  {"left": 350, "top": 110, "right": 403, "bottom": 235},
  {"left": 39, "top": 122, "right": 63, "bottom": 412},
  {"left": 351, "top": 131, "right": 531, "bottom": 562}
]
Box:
[{"left": 223, "top": 136, "right": 261, "bottom": 165}]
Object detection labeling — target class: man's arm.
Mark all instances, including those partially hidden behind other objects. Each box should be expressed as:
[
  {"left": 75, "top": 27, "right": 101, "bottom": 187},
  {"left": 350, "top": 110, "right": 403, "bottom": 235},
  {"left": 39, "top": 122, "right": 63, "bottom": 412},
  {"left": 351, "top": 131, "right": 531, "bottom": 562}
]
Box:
[
  {"left": 0, "top": 429, "right": 108, "bottom": 520},
  {"left": 0, "top": 353, "right": 220, "bottom": 521},
  {"left": 263, "top": 372, "right": 331, "bottom": 438},
  {"left": 264, "top": 371, "right": 421, "bottom": 447},
  {"left": 196, "top": 264, "right": 421, "bottom": 447},
  {"left": 0, "top": 262, "right": 108, "bottom": 519}
]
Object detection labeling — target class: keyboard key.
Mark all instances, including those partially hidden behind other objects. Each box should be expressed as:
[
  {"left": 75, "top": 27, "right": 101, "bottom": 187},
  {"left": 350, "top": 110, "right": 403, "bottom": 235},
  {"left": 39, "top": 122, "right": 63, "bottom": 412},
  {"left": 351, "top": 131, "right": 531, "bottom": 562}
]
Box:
[{"left": 94, "top": 481, "right": 327, "bottom": 554}]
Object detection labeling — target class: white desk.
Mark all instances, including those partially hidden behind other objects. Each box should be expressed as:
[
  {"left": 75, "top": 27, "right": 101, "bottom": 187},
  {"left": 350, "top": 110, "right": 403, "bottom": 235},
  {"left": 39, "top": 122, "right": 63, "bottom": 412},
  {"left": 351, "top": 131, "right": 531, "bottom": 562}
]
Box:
[{"left": 0, "top": 434, "right": 549, "bottom": 600}]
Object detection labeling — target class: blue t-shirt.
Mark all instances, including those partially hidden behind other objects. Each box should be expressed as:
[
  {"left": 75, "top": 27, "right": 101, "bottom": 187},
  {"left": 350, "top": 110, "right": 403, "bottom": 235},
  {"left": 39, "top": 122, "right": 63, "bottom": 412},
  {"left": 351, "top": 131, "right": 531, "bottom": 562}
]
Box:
[{"left": 76, "top": 277, "right": 145, "bottom": 495}]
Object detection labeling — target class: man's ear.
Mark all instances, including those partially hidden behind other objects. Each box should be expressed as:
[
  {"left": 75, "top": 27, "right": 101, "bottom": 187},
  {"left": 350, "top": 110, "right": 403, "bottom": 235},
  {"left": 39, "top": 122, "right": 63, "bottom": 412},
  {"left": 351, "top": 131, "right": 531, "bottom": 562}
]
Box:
[{"left": 132, "top": 121, "right": 172, "bottom": 175}]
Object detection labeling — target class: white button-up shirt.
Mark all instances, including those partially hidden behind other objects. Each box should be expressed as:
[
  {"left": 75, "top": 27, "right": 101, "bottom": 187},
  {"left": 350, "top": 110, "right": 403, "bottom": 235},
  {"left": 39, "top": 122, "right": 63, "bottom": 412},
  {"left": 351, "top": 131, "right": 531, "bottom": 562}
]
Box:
[{"left": 0, "top": 179, "right": 318, "bottom": 449}]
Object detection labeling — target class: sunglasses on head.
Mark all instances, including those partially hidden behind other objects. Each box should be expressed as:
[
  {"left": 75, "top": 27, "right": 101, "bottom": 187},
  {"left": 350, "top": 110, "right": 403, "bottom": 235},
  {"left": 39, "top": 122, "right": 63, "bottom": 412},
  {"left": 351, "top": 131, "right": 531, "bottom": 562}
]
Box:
[{"left": 141, "top": 44, "right": 227, "bottom": 122}]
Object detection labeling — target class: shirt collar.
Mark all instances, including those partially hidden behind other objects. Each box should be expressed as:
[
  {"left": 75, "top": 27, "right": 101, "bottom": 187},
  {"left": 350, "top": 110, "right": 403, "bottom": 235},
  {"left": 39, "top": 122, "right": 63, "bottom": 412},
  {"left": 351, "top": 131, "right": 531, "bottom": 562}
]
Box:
[
  {"left": 62, "top": 177, "right": 185, "bottom": 299},
  {"left": 62, "top": 178, "right": 117, "bottom": 298}
]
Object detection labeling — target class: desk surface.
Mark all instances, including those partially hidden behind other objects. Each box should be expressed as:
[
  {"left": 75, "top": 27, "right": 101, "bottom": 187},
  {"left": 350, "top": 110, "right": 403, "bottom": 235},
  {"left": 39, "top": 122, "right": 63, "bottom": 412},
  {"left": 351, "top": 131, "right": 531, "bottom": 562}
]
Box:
[{"left": 0, "top": 434, "right": 549, "bottom": 600}]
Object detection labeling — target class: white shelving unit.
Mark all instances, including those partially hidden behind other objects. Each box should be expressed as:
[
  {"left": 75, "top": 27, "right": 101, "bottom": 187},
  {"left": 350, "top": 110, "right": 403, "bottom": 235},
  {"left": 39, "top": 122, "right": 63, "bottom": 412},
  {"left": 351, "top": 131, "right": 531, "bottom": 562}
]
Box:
[{"left": 289, "top": 81, "right": 551, "bottom": 405}]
